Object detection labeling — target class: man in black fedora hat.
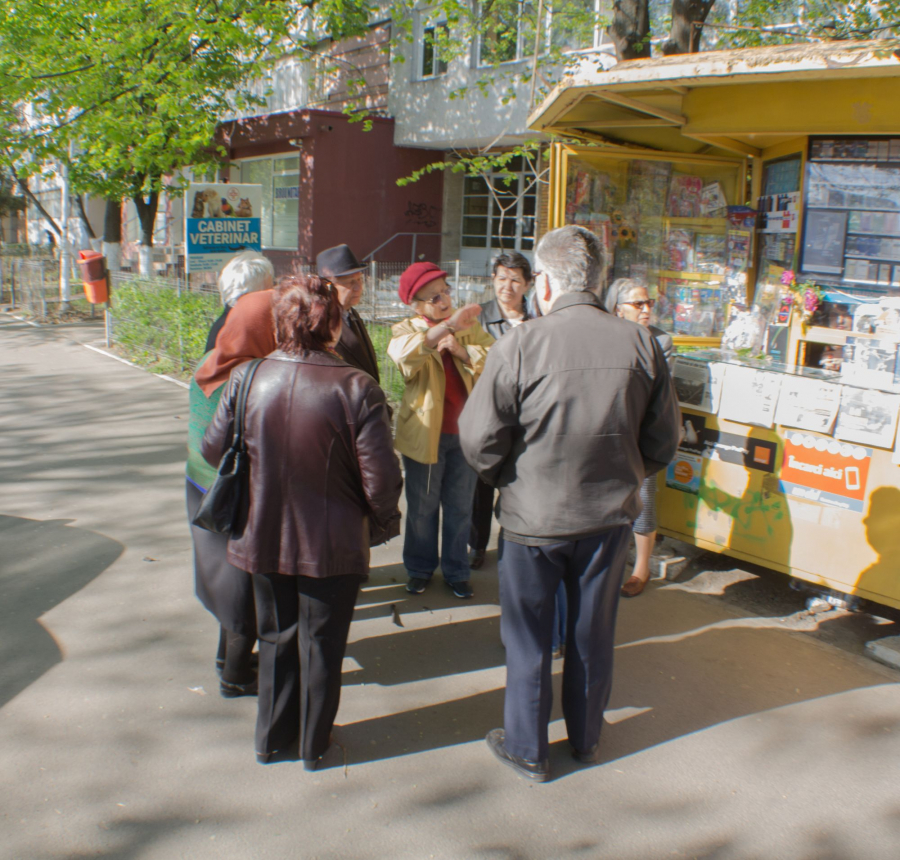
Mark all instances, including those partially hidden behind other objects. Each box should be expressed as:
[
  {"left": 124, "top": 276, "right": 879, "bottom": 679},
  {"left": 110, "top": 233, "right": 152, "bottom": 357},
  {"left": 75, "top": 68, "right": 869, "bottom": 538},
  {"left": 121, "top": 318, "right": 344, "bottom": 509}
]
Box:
[{"left": 315, "top": 244, "right": 380, "bottom": 383}]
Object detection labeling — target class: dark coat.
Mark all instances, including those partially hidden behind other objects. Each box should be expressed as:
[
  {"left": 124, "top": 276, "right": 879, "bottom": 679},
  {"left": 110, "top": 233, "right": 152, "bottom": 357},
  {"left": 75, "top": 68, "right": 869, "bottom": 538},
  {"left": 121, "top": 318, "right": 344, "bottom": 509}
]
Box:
[
  {"left": 205, "top": 306, "right": 232, "bottom": 353},
  {"left": 201, "top": 350, "right": 402, "bottom": 578},
  {"left": 458, "top": 290, "right": 681, "bottom": 541},
  {"left": 337, "top": 307, "right": 381, "bottom": 383},
  {"left": 478, "top": 298, "right": 531, "bottom": 341}
]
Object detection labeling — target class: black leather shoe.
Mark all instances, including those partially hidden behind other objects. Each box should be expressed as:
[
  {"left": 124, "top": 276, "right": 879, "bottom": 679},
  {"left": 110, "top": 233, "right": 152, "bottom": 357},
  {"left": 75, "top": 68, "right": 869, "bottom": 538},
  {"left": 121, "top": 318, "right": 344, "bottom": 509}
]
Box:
[
  {"left": 486, "top": 729, "right": 549, "bottom": 782},
  {"left": 220, "top": 678, "right": 258, "bottom": 698},
  {"left": 216, "top": 651, "right": 259, "bottom": 677},
  {"left": 303, "top": 740, "right": 338, "bottom": 771},
  {"left": 469, "top": 549, "right": 486, "bottom": 570},
  {"left": 572, "top": 742, "right": 600, "bottom": 764},
  {"left": 257, "top": 741, "right": 299, "bottom": 765}
]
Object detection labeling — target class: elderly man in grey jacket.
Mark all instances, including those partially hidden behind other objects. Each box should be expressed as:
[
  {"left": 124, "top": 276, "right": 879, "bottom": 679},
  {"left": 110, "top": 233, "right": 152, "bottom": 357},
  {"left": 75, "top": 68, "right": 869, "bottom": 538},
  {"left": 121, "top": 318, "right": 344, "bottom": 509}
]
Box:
[{"left": 459, "top": 225, "right": 681, "bottom": 782}]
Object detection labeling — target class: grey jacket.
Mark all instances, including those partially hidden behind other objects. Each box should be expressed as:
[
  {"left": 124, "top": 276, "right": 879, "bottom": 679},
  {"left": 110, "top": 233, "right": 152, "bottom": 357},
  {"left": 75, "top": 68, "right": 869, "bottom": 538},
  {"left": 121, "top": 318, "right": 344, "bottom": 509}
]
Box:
[
  {"left": 458, "top": 291, "right": 681, "bottom": 541},
  {"left": 479, "top": 298, "right": 531, "bottom": 341}
]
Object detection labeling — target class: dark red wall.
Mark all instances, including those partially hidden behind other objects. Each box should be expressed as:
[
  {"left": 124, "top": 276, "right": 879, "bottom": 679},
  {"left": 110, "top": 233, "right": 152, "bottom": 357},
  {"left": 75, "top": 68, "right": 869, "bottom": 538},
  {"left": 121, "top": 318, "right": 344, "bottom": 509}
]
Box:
[{"left": 221, "top": 109, "right": 443, "bottom": 273}]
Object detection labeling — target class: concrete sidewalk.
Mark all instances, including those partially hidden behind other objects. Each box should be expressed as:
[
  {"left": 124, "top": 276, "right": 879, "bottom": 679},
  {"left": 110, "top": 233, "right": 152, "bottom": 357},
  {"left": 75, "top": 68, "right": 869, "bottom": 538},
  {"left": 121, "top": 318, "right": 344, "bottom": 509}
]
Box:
[{"left": 2, "top": 313, "right": 900, "bottom": 860}]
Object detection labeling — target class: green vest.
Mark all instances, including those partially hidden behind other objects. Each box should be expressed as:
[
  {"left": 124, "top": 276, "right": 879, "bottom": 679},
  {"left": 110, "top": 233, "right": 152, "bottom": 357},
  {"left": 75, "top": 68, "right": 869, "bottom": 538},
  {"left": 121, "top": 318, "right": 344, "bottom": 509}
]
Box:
[{"left": 185, "top": 351, "right": 224, "bottom": 492}]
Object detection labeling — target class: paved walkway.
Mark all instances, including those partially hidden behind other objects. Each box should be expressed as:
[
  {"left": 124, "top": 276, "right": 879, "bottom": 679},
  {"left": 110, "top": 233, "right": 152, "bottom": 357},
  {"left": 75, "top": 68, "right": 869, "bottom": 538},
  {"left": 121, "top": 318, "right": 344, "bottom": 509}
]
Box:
[{"left": 2, "top": 313, "right": 900, "bottom": 860}]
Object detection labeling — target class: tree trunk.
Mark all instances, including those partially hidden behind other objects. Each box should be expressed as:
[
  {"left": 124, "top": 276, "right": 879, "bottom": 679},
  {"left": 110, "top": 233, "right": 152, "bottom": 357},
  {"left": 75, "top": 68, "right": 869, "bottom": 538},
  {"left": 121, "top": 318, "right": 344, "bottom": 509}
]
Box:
[
  {"left": 662, "top": 0, "right": 716, "bottom": 55},
  {"left": 607, "top": 0, "right": 652, "bottom": 60},
  {"left": 74, "top": 195, "right": 96, "bottom": 242},
  {"left": 103, "top": 198, "right": 122, "bottom": 274},
  {"left": 132, "top": 189, "right": 159, "bottom": 275},
  {"left": 9, "top": 166, "right": 61, "bottom": 238}
]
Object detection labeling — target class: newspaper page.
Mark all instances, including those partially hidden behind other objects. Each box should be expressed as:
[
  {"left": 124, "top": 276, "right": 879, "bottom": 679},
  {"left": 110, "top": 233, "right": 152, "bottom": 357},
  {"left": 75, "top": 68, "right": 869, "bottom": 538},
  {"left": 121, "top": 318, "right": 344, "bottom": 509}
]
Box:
[
  {"left": 672, "top": 357, "right": 726, "bottom": 414},
  {"left": 718, "top": 364, "right": 782, "bottom": 428},
  {"left": 774, "top": 375, "right": 842, "bottom": 434},
  {"left": 835, "top": 387, "right": 900, "bottom": 449}
]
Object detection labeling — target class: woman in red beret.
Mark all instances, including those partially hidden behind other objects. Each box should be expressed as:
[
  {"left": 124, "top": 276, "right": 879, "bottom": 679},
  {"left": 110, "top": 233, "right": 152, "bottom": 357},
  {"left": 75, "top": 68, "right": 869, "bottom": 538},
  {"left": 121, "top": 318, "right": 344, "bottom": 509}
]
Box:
[{"left": 388, "top": 263, "right": 495, "bottom": 599}]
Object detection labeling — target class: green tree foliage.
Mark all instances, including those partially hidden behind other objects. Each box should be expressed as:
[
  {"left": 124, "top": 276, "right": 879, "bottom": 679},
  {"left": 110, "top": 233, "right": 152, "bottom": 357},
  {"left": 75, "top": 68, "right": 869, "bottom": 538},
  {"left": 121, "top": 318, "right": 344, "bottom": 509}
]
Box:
[
  {"left": 0, "top": 0, "right": 370, "bottom": 261},
  {"left": 721, "top": 0, "right": 900, "bottom": 46}
]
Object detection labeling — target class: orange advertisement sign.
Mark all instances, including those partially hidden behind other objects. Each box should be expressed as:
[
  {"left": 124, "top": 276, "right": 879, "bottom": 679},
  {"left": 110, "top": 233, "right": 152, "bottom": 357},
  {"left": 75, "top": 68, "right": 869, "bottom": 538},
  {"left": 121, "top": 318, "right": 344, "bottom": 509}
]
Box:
[{"left": 779, "top": 432, "right": 871, "bottom": 512}]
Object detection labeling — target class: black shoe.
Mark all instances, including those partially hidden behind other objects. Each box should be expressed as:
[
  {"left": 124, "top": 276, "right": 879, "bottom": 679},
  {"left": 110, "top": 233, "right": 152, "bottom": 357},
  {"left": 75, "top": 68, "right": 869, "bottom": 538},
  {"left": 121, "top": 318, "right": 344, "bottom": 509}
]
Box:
[
  {"left": 216, "top": 650, "right": 259, "bottom": 677},
  {"left": 571, "top": 742, "right": 600, "bottom": 764},
  {"left": 406, "top": 577, "right": 428, "bottom": 594},
  {"left": 486, "top": 728, "right": 549, "bottom": 782},
  {"left": 469, "top": 549, "right": 486, "bottom": 570},
  {"left": 447, "top": 580, "right": 473, "bottom": 599},
  {"left": 220, "top": 678, "right": 258, "bottom": 698},
  {"left": 257, "top": 741, "right": 299, "bottom": 765},
  {"left": 303, "top": 738, "right": 338, "bottom": 771}
]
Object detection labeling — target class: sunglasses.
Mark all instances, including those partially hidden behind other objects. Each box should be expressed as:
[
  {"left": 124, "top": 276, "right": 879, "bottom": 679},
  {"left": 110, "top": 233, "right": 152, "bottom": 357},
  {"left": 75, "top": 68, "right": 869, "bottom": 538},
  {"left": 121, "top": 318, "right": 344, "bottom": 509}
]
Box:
[
  {"left": 416, "top": 287, "right": 453, "bottom": 305},
  {"left": 623, "top": 299, "right": 655, "bottom": 310}
]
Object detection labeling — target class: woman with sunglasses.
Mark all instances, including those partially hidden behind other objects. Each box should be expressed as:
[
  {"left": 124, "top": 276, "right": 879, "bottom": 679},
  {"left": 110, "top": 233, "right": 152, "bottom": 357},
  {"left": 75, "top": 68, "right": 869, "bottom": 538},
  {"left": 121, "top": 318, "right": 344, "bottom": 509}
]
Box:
[
  {"left": 610, "top": 278, "right": 674, "bottom": 598},
  {"left": 388, "top": 262, "right": 494, "bottom": 599}
]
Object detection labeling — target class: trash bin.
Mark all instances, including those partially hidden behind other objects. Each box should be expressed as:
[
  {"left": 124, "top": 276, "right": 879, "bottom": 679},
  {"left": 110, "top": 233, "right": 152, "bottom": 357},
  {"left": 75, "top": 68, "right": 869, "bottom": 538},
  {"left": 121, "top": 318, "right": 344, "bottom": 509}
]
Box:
[{"left": 77, "top": 250, "right": 109, "bottom": 304}]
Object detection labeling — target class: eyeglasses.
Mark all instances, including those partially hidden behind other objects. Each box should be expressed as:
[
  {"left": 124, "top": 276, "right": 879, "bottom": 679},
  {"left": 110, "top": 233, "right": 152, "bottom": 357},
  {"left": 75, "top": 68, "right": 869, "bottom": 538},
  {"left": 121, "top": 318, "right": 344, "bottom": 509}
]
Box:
[
  {"left": 623, "top": 299, "right": 655, "bottom": 310},
  {"left": 416, "top": 287, "right": 452, "bottom": 305}
]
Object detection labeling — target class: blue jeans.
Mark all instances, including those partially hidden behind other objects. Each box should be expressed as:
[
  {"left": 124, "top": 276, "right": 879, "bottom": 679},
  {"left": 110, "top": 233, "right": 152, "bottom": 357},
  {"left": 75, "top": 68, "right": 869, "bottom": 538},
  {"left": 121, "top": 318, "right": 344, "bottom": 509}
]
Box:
[{"left": 402, "top": 434, "right": 478, "bottom": 584}]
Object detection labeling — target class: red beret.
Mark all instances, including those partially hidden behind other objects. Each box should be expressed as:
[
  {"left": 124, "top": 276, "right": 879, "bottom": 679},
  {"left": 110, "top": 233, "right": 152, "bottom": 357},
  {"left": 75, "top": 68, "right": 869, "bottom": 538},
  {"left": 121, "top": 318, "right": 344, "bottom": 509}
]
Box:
[{"left": 398, "top": 262, "right": 448, "bottom": 305}]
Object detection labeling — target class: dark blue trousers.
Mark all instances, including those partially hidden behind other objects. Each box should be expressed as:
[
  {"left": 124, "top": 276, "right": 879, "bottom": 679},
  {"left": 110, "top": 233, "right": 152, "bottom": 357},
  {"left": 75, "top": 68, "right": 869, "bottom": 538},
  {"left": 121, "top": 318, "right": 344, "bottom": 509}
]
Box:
[{"left": 498, "top": 526, "right": 631, "bottom": 762}]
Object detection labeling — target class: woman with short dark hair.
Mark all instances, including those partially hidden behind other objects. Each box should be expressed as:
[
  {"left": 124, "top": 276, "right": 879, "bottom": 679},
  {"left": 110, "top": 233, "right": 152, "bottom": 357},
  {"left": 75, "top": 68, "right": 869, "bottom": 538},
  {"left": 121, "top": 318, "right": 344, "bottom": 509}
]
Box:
[
  {"left": 469, "top": 251, "right": 534, "bottom": 570},
  {"left": 202, "top": 275, "right": 403, "bottom": 767}
]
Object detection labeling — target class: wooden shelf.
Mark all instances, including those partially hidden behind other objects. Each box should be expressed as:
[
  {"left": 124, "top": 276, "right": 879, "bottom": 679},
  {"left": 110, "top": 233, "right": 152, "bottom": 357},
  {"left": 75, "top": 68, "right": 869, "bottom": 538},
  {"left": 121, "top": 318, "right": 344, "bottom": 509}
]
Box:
[
  {"left": 663, "top": 217, "right": 729, "bottom": 234},
  {"left": 655, "top": 270, "right": 725, "bottom": 282}
]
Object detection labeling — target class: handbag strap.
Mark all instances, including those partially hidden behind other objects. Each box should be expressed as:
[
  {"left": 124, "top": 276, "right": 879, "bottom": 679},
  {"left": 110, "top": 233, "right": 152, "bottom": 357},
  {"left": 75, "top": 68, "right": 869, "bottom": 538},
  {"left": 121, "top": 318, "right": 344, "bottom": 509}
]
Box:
[{"left": 232, "top": 358, "right": 264, "bottom": 450}]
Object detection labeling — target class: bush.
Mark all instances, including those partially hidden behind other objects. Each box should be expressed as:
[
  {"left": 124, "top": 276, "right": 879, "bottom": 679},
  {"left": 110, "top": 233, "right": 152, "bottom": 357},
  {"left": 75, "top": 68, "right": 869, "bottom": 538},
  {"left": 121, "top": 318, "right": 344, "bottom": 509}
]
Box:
[{"left": 110, "top": 279, "right": 220, "bottom": 375}]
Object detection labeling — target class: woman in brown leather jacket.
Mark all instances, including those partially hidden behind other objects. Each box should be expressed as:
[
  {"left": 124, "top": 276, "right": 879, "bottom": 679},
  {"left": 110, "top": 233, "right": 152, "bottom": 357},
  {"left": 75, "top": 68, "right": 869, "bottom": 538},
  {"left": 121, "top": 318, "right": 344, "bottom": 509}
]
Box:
[{"left": 202, "top": 275, "right": 403, "bottom": 768}]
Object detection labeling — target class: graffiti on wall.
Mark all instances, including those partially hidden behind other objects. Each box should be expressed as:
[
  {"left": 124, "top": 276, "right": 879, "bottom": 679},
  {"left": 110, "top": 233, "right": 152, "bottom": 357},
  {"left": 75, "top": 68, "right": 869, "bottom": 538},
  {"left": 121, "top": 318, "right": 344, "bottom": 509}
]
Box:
[{"left": 405, "top": 201, "right": 440, "bottom": 229}]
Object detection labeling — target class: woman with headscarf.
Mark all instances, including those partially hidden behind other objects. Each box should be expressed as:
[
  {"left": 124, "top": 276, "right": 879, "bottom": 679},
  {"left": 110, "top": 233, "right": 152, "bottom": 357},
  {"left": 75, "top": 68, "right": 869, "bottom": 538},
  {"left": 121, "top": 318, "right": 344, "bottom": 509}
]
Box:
[
  {"left": 202, "top": 275, "right": 402, "bottom": 767},
  {"left": 609, "top": 278, "right": 674, "bottom": 598},
  {"left": 186, "top": 287, "right": 276, "bottom": 696},
  {"left": 204, "top": 251, "right": 274, "bottom": 353}
]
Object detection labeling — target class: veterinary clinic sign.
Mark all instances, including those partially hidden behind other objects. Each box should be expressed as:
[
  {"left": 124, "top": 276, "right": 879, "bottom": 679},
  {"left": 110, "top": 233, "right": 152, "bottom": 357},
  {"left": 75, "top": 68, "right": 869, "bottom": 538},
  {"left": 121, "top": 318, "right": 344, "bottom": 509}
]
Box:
[{"left": 185, "top": 183, "right": 262, "bottom": 273}]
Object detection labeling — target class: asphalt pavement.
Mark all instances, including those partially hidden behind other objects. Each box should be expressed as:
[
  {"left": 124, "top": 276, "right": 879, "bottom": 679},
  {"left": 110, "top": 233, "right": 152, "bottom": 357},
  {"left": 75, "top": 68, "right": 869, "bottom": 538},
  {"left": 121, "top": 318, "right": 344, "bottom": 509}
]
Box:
[{"left": 2, "top": 312, "right": 900, "bottom": 860}]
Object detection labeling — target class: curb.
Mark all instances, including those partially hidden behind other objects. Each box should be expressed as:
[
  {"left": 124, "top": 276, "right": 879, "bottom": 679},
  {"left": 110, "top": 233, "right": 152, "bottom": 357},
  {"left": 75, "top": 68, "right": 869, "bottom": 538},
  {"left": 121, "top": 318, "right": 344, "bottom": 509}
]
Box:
[{"left": 81, "top": 343, "right": 190, "bottom": 389}]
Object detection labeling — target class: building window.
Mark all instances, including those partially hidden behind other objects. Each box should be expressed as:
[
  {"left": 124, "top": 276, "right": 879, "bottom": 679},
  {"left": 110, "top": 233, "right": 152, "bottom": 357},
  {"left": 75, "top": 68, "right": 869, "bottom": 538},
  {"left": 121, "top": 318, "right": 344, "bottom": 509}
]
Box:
[
  {"left": 461, "top": 157, "right": 537, "bottom": 252},
  {"left": 418, "top": 12, "right": 449, "bottom": 78},
  {"left": 237, "top": 155, "right": 300, "bottom": 249},
  {"left": 476, "top": 0, "right": 612, "bottom": 66},
  {"left": 478, "top": 0, "right": 533, "bottom": 65},
  {"left": 549, "top": 0, "right": 606, "bottom": 52}
]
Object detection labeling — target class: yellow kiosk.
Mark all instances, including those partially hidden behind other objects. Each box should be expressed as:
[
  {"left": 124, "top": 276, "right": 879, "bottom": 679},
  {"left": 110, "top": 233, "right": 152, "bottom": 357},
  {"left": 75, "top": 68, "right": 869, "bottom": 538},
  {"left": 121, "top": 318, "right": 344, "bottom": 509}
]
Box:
[{"left": 529, "top": 41, "right": 900, "bottom": 611}]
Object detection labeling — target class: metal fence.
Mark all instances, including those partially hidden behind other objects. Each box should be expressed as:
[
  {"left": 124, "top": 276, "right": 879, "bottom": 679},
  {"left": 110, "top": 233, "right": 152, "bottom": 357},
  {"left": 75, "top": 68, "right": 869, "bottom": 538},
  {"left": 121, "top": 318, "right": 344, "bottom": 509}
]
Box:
[
  {"left": 104, "top": 263, "right": 495, "bottom": 400},
  {"left": 0, "top": 255, "right": 88, "bottom": 318}
]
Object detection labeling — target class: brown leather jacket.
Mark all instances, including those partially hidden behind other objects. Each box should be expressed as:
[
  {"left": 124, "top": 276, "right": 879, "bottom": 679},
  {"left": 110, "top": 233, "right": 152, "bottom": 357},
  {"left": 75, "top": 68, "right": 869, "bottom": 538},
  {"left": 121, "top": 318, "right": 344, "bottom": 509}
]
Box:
[{"left": 201, "top": 350, "right": 402, "bottom": 578}]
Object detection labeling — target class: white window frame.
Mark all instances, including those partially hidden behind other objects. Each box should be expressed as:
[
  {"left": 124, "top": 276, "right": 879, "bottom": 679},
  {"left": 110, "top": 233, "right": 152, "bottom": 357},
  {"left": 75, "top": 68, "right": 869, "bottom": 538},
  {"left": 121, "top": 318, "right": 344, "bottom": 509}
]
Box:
[
  {"left": 232, "top": 153, "right": 301, "bottom": 251},
  {"left": 416, "top": 9, "right": 450, "bottom": 80},
  {"left": 460, "top": 164, "right": 538, "bottom": 254},
  {"left": 475, "top": 0, "right": 532, "bottom": 67}
]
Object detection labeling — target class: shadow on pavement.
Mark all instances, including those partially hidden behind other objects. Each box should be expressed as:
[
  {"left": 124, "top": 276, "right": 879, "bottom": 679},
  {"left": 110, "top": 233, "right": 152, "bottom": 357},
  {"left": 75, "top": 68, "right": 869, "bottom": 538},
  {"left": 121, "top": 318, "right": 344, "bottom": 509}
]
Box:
[
  {"left": 0, "top": 513, "right": 124, "bottom": 707},
  {"left": 326, "top": 557, "right": 899, "bottom": 779}
]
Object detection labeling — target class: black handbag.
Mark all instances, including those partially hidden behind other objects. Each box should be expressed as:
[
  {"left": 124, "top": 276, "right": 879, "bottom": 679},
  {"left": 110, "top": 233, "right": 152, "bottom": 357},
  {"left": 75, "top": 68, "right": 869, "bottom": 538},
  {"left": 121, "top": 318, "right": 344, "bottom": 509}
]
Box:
[{"left": 192, "top": 358, "right": 264, "bottom": 535}]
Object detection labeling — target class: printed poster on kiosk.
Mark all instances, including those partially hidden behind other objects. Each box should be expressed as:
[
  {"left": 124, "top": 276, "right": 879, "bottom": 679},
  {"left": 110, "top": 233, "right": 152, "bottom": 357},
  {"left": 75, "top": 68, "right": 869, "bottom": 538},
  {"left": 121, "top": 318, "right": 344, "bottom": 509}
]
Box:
[
  {"left": 186, "top": 183, "right": 263, "bottom": 273},
  {"left": 779, "top": 431, "right": 871, "bottom": 513}
]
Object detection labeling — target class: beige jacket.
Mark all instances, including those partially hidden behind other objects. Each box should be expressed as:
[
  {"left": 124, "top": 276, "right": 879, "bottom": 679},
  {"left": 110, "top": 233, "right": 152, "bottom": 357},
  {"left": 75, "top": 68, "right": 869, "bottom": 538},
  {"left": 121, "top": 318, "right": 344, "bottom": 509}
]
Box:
[{"left": 388, "top": 316, "right": 494, "bottom": 464}]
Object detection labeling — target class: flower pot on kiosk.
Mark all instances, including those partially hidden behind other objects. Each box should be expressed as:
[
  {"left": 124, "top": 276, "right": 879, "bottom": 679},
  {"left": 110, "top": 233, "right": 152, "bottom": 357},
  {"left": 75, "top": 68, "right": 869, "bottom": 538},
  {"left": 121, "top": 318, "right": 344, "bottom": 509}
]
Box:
[{"left": 77, "top": 250, "right": 109, "bottom": 304}]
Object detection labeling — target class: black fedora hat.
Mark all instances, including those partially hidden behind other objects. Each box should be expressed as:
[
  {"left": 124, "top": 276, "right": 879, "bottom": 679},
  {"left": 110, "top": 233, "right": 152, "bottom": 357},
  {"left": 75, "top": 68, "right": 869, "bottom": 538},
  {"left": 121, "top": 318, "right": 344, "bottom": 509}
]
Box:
[{"left": 316, "top": 244, "right": 366, "bottom": 278}]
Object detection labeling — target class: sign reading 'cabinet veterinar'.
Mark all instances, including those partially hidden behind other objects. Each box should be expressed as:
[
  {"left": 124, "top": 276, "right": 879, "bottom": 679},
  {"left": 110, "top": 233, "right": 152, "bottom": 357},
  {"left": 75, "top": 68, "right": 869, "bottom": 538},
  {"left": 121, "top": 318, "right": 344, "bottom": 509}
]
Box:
[{"left": 186, "top": 183, "right": 263, "bottom": 273}]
